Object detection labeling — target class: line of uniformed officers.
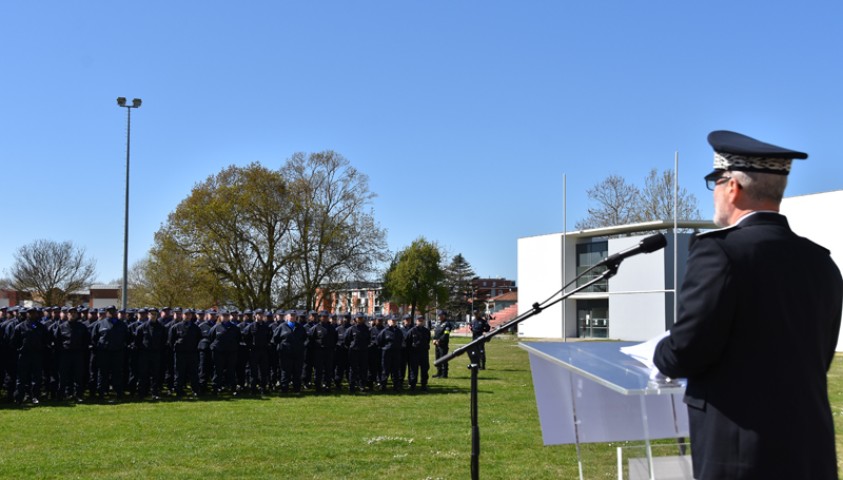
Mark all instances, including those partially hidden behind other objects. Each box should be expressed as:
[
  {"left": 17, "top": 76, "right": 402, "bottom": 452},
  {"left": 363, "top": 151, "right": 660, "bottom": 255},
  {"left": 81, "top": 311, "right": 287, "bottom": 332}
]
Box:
[{"left": 0, "top": 304, "right": 459, "bottom": 405}]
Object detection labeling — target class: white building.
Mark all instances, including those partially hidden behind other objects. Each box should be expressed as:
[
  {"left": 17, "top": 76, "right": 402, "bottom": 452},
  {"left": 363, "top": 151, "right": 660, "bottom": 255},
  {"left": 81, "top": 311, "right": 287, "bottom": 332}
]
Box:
[{"left": 517, "top": 191, "right": 843, "bottom": 348}]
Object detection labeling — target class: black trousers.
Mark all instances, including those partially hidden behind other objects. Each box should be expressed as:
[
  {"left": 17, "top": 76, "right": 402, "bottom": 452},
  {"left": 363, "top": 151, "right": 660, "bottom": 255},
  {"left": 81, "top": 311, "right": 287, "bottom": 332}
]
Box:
[
  {"left": 212, "top": 349, "right": 238, "bottom": 391},
  {"left": 173, "top": 351, "right": 200, "bottom": 395},
  {"left": 435, "top": 343, "right": 449, "bottom": 376},
  {"left": 348, "top": 349, "right": 368, "bottom": 390},
  {"left": 380, "top": 349, "right": 401, "bottom": 390},
  {"left": 58, "top": 350, "right": 86, "bottom": 398},
  {"left": 15, "top": 352, "right": 43, "bottom": 402},
  {"left": 408, "top": 349, "right": 430, "bottom": 387},
  {"left": 249, "top": 348, "right": 269, "bottom": 391},
  {"left": 97, "top": 350, "right": 125, "bottom": 397},
  {"left": 278, "top": 348, "right": 303, "bottom": 391},
  {"left": 333, "top": 346, "right": 349, "bottom": 387},
  {"left": 312, "top": 348, "right": 334, "bottom": 390},
  {"left": 137, "top": 350, "right": 163, "bottom": 396}
]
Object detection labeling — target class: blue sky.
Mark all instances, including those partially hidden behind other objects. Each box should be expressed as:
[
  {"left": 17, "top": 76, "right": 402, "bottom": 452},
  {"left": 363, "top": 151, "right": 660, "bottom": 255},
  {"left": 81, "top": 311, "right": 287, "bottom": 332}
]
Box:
[{"left": 1, "top": 1, "right": 841, "bottom": 284}]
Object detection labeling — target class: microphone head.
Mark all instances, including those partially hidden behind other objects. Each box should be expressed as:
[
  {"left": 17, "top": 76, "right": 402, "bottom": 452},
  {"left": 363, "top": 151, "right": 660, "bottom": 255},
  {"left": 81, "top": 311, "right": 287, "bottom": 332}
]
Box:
[{"left": 640, "top": 233, "right": 667, "bottom": 253}]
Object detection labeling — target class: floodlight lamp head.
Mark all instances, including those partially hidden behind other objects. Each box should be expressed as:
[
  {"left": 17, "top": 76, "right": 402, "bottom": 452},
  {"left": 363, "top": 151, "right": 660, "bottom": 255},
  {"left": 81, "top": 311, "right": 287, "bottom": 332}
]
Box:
[
  {"left": 117, "top": 97, "right": 127, "bottom": 107},
  {"left": 132, "top": 98, "right": 142, "bottom": 108}
]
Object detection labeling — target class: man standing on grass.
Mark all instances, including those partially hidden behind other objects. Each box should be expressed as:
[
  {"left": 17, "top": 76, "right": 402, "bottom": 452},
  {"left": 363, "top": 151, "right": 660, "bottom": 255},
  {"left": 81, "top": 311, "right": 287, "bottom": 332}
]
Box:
[
  {"left": 432, "top": 310, "right": 453, "bottom": 378},
  {"left": 406, "top": 314, "right": 430, "bottom": 391},
  {"left": 654, "top": 130, "right": 843, "bottom": 479}
]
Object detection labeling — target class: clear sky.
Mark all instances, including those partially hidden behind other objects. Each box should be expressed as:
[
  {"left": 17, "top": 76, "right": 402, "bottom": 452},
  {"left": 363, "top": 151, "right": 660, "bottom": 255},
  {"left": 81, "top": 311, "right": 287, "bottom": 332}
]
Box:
[{"left": 1, "top": 1, "right": 841, "bottom": 285}]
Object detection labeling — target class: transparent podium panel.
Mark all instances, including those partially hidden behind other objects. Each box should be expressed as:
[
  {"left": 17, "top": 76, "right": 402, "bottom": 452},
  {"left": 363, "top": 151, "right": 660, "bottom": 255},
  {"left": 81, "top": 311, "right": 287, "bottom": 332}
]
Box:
[{"left": 520, "top": 342, "right": 689, "bottom": 480}]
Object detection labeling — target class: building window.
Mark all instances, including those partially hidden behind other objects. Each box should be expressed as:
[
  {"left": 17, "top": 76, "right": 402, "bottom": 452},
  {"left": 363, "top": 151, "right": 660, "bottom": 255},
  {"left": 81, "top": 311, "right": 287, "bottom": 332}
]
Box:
[
  {"left": 577, "top": 299, "right": 608, "bottom": 338},
  {"left": 576, "top": 241, "right": 609, "bottom": 292}
]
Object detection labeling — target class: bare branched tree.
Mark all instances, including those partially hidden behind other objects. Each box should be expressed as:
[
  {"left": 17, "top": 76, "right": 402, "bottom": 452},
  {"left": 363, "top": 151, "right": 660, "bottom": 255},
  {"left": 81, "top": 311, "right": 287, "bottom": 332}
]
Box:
[
  {"left": 10, "top": 239, "right": 97, "bottom": 306},
  {"left": 575, "top": 175, "right": 641, "bottom": 230}
]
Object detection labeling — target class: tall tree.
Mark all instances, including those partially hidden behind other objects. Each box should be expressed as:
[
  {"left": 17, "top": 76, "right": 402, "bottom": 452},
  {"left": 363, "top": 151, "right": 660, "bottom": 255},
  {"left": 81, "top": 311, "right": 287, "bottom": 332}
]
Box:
[
  {"left": 10, "top": 239, "right": 97, "bottom": 306},
  {"left": 444, "top": 253, "right": 476, "bottom": 321},
  {"left": 575, "top": 174, "right": 641, "bottom": 230},
  {"left": 382, "top": 238, "right": 448, "bottom": 319},
  {"left": 155, "top": 163, "right": 294, "bottom": 308},
  {"left": 635, "top": 168, "right": 701, "bottom": 222},
  {"left": 576, "top": 169, "right": 701, "bottom": 230},
  {"left": 283, "top": 151, "right": 388, "bottom": 310}
]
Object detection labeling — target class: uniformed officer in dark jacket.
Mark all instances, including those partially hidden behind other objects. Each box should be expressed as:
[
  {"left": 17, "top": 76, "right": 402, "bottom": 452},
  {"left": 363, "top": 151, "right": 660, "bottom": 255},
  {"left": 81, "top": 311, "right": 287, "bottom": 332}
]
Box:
[
  {"left": 407, "top": 315, "right": 431, "bottom": 391},
  {"left": 168, "top": 308, "right": 202, "bottom": 397},
  {"left": 333, "top": 312, "right": 352, "bottom": 391},
  {"left": 273, "top": 311, "right": 307, "bottom": 393},
  {"left": 377, "top": 316, "right": 404, "bottom": 391},
  {"left": 197, "top": 310, "right": 214, "bottom": 391},
  {"left": 135, "top": 308, "right": 167, "bottom": 400},
  {"left": 367, "top": 315, "right": 385, "bottom": 389},
  {"left": 1, "top": 306, "right": 20, "bottom": 401},
  {"left": 11, "top": 307, "right": 47, "bottom": 404},
  {"left": 432, "top": 310, "right": 453, "bottom": 378},
  {"left": 654, "top": 131, "right": 843, "bottom": 479},
  {"left": 90, "top": 305, "right": 129, "bottom": 402},
  {"left": 308, "top": 310, "right": 338, "bottom": 392},
  {"left": 469, "top": 313, "right": 491, "bottom": 369},
  {"left": 343, "top": 312, "right": 370, "bottom": 393},
  {"left": 398, "top": 314, "right": 413, "bottom": 384},
  {"left": 243, "top": 309, "right": 272, "bottom": 395},
  {"left": 55, "top": 307, "right": 90, "bottom": 402},
  {"left": 208, "top": 310, "right": 240, "bottom": 395}
]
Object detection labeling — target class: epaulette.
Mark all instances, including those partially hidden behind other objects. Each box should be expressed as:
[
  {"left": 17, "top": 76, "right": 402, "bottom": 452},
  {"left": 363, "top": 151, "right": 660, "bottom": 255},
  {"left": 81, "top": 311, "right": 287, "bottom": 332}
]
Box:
[{"left": 695, "top": 224, "right": 739, "bottom": 238}]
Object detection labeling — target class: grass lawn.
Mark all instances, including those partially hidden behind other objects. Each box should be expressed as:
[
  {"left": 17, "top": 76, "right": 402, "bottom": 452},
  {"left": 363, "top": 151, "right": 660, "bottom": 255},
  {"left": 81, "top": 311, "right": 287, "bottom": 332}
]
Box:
[{"left": 2, "top": 336, "right": 843, "bottom": 479}]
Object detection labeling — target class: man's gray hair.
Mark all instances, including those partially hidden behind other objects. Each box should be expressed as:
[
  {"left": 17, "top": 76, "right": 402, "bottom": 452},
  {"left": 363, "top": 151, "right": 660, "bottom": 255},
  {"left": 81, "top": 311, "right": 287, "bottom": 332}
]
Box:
[{"left": 732, "top": 170, "right": 788, "bottom": 204}]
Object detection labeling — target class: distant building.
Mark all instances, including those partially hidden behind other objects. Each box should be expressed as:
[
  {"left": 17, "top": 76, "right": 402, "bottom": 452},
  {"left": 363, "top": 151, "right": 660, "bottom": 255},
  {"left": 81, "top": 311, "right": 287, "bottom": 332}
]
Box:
[{"left": 517, "top": 220, "right": 713, "bottom": 341}]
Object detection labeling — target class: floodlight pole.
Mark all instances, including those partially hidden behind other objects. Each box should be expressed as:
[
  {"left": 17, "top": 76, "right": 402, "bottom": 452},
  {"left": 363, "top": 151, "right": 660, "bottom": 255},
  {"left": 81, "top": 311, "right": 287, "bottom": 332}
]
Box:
[{"left": 117, "top": 97, "right": 142, "bottom": 310}]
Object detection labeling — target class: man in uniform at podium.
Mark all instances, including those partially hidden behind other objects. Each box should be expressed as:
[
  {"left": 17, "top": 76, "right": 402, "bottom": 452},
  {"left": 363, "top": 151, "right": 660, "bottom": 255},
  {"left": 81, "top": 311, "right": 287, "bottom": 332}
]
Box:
[{"left": 654, "top": 130, "right": 843, "bottom": 479}]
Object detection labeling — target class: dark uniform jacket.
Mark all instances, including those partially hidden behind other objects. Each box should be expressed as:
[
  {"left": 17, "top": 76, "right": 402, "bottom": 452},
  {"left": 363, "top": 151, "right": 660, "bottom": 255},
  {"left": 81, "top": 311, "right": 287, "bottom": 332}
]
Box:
[
  {"left": 137, "top": 320, "right": 167, "bottom": 351},
  {"left": 377, "top": 325, "right": 404, "bottom": 350},
  {"left": 273, "top": 322, "right": 307, "bottom": 353},
  {"left": 208, "top": 322, "right": 240, "bottom": 352},
  {"left": 654, "top": 213, "right": 843, "bottom": 480},
  {"left": 432, "top": 321, "right": 453, "bottom": 347},
  {"left": 55, "top": 321, "right": 90, "bottom": 351},
  {"left": 91, "top": 318, "right": 129, "bottom": 352},
  {"left": 470, "top": 319, "right": 491, "bottom": 338},
  {"left": 407, "top": 325, "right": 431, "bottom": 350},
  {"left": 244, "top": 321, "right": 272, "bottom": 350},
  {"left": 12, "top": 320, "right": 47, "bottom": 353},
  {"left": 343, "top": 324, "right": 370, "bottom": 351},
  {"left": 308, "top": 322, "right": 338, "bottom": 349},
  {"left": 169, "top": 320, "right": 201, "bottom": 353}
]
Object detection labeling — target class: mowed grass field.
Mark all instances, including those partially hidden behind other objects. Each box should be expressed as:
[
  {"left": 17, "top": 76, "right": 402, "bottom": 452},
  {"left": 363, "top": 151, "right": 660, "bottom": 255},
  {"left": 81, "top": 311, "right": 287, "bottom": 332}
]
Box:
[{"left": 2, "top": 336, "right": 843, "bottom": 479}]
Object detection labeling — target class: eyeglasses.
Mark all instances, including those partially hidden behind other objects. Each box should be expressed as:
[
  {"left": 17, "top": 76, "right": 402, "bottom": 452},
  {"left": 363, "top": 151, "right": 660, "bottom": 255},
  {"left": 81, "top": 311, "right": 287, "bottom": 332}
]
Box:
[{"left": 705, "top": 175, "right": 733, "bottom": 191}]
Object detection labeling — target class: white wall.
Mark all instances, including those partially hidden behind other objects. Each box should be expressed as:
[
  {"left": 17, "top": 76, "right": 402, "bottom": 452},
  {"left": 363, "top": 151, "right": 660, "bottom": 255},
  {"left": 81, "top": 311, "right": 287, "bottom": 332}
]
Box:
[
  {"left": 517, "top": 233, "right": 565, "bottom": 338},
  {"left": 781, "top": 191, "right": 843, "bottom": 351}
]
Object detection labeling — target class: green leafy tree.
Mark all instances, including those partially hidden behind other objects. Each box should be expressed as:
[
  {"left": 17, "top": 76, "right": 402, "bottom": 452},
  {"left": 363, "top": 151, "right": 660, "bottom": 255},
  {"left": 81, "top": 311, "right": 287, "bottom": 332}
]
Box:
[
  {"left": 444, "top": 253, "right": 476, "bottom": 321},
  {"left": 382, "top": 238, "right": 448, "bottom": 319}
]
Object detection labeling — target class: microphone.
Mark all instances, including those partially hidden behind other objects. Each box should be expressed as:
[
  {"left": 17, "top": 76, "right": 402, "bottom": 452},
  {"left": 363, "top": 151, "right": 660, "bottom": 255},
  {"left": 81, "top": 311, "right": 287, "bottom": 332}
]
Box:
[{"left": 598, "top": 233, "right": 667, "bottom": 268}]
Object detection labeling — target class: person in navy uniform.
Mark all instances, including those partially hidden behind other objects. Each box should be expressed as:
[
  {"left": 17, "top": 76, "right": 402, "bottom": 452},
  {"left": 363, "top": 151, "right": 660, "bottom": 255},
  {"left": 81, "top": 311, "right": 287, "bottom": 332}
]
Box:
[
  {"left": 243, "top": 309, "right": 272, "bottom": 395},
  {"left": 654, "top": 131, "right": 843, "bottom": 480},
  {"left": 273, "top": 311, "right": 307, "bottom": 393},
  {"left": 398, "top": 314, "right": 413, "bottom": 385},
  {"left": 208, "top": 310, "right": 240, "bottom": 395},
  {"left": 367, "top": 315, "right": 385, "bottom": 389},
  {"left": 90, "top": 305, "right": 129, "bottom": 402},
  {"left": 10, "top": 307, "right": 48, "bottom": 405},
  {"left": 377, "top": 316, "right": 404, "bottom": 391},
  {"left": 343, "top": 312, "right": 370, "bottom": 393},
  {"left": 55, "top": 307, "right": 90, "bottom": 402},
  {"left": 134, "top": 308, "right": 166, "bottom": 400},
  {"left": 308, "top": 310, "right": 338, "bottom": 392},
  {"left": 168, "top": 308, "right": 202, "bottom": 398},
  {"left": 196, "top": 309, "right": 215, "bottom": 392},
  {"left": 406, "top": 314, "right": 431, "bottom": 391},
  {"left": 333, "top": 312, "right": 352, "bottom": 391},
  {"left": 469, "top": 313, "right": 491, "bottom": 370},
  {"left": 432, "top": 310, "right": 453, "bottom": 378}
]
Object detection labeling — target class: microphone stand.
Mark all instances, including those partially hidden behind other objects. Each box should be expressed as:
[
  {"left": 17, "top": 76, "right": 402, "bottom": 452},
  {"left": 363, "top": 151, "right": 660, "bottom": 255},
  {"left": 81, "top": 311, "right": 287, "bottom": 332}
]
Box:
[{"left": 437, "top": 261, "right": 622, "bottom": 480}]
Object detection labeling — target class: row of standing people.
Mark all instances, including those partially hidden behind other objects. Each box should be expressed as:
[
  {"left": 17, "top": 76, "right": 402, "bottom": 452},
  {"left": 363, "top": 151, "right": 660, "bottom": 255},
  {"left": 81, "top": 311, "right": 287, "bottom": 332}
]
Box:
[{"left": 0, "top": 304, "right": 466, "bottom": 405}]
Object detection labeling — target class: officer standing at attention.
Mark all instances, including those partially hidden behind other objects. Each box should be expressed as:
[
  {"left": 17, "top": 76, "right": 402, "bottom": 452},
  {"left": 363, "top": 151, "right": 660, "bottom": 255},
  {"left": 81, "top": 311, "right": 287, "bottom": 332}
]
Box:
[
  {"left": 333, "top": 312, "right": 352, "bottom": 391},
  {"left": 398, "top": 314, "right": 413, "bottom": 384},
  {"left": 136, "top": 307, "right": 166, "bottom": 401},
  {"left": 377, "top": 315, "right": 404, "bottom": 391},
  {"left": 168, "top": 308, "right": 202, "bottom": 398},
  {"left": 90, "top": 305, "right": 129, "bottom": 402},
  {"left": 55, "top": 307, "right": 89, "bottom": 402},
  {"left": 308, "top": 310, "right": 338, "bottom": 392},
  {"left": 208, "top": 310, "right": 240, "bottom": 395},
  {"left": 11, "top": 307, "right": 47, "bottom": 405},
  {"left": 273, "top": 310, "right": 307, "bottom": 393},
  {"left": 654, "top": 131, "right": 843, "bottom": 480},
  {"left": 343, "top": 312, "right": 370, "bottom": 393},
  {"left": 432, "top": 310, "right": 453, "bottom": 378},
  {"left": 407, "top": 314, "right": 431, "bottom": 391},
  {"left": 469, "top": 313, "right": 491, "bottom": 370}
]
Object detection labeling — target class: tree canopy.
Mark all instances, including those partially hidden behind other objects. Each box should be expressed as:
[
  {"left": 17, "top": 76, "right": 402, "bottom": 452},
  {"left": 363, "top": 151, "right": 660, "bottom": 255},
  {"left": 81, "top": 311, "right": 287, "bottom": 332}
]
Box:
[
  {"left": 135, "top": 152, "right": 388, "bottom": 309},
  {"left": 575, "top": 168, "right": 701, "bottom": 230},
  {"left": 10, "top": 239, "right": 97, "bottom": 306},
  {"left": 382, "top": 238, "right": 448, "bottom": 319}
]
